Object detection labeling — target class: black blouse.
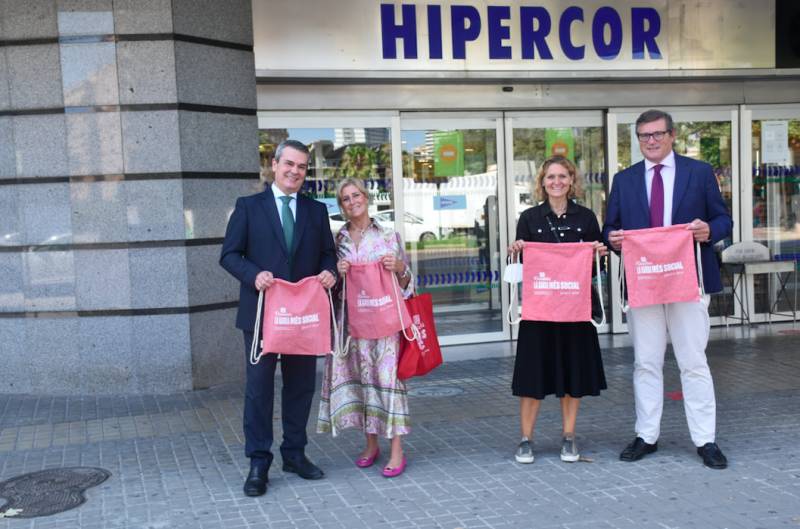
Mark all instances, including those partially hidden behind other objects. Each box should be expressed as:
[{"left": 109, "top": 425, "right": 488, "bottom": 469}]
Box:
[{"left": 516, "top": 200, "right": 602, "bottom": 244}]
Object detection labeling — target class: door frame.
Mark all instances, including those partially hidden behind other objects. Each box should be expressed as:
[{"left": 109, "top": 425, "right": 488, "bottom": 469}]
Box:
[
  {"left": 739, "top": 103, "right": 800, "bottom": 324},
  {"left": 398, "top": 112, "right": 510, "bottom": 346},
  {"left": 503, "top": 110, "right": 610, "bottom": 337},
  {"left": 606, "top": 106, "right": 741, "bottom": 332}
]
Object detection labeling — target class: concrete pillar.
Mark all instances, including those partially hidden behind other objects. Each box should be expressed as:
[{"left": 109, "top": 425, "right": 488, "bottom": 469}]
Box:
[{"left": 0, "top": 0, "right": 259, "bottom": 393}]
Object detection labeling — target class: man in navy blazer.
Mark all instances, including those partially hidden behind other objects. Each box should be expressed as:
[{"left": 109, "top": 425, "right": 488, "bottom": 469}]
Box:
[
  {"left": 220, "top": 139, "right": 337, "bottom": 496},
  {"left": 603, "top": 109, "right": 732, "bottom": 469}
]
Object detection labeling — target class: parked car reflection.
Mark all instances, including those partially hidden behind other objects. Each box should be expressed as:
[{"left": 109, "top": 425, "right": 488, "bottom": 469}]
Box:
[
  {"left": 374, "top": 210, "right": 439, "bottom": 242},
  {"left": 329, "top": 210, "right": 441, "bottom": 242}
]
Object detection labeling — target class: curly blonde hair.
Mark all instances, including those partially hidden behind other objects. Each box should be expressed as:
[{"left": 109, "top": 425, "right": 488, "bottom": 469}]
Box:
[{"left": 533, "top": 156, "right": 584, "bottom": 203}]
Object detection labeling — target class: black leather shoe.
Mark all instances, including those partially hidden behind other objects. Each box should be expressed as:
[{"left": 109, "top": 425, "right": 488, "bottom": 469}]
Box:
[
  {"left": 697, "top": 442, "right": 728, "bottom": 469},
  {"left": 282, "top": 456, "right": 324, "bottom": 480},
  {"left": 243, "top": 460, "right": 269, "bottom": 497},
  {"left": 620, "top": 437, "right": 658, "bottom": 461}
]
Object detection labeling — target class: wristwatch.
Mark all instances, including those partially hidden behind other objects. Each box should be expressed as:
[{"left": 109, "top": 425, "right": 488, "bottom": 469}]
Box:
[{"left": 399, "top": 267, "right": 411, "bottom": 279}]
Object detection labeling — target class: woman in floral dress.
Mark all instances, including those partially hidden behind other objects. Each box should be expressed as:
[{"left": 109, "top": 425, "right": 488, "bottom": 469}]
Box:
[{"left": 317, "top": 177, "right": 413, "bottom": 478}]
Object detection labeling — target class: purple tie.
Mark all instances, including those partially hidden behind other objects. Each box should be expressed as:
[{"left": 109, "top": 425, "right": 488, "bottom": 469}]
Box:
[{"left": 649, "top": 164, "right": 664, "bottom": 228}]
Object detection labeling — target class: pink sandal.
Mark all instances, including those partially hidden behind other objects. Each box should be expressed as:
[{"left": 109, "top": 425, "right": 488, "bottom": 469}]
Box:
[
  {"left": 382, "top": 456, "right": 407, "bottom": 478},
  {"left": 355, "top": 448, "right": 380, "bottom": 468}
]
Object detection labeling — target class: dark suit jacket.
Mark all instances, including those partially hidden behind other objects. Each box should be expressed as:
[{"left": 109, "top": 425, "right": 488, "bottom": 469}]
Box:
[
  {"left": 602, "top": 153, "right": 732, "bottom": 294},
  {"left": 220, "top": 186, "right": 337, "bottom": 330}
]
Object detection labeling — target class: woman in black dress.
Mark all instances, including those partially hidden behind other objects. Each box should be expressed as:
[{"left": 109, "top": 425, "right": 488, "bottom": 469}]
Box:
[{"left": 508, "top": 156, "right": 608, "bottom": 464}]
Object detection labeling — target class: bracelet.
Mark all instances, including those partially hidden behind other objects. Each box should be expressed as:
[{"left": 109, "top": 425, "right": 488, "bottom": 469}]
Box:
[{"left": 398, "top": 267, "right": 411, "bottom": 279}]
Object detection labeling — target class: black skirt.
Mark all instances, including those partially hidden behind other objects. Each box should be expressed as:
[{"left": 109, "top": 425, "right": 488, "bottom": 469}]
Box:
[{"left": 512, "top": 320, "right": 607, "bottom": 399}]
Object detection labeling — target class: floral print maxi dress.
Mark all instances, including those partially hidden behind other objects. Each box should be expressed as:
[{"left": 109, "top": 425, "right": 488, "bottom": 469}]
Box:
[{"left": 317, "top": 219, "right": 412, "bottom": 438}]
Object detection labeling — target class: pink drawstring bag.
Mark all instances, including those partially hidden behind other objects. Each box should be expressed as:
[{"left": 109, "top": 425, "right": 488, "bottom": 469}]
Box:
[
  {"left": 249, "top": 277, "right": 334, "bottom": 362},
  {"left": 621, "top": 224, "right": 702, "bottom": 309},
  {"left": 518, "top": 242, "right": 596, "bottom": 323},
  {"left": 345, "top": 261, "right": 412, "bottom": 339}
]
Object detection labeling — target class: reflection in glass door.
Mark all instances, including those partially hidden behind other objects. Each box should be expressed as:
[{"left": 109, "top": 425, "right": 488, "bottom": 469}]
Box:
[
  {"left": 504, "top": 112, "right": 609, "bottom": 333},
  {"left": 745, "top": 105, "right": 800, "bottom": 320},
  {"left": 400, "top": 115, "right": 506, "bottom": 342},
  {"left": 608, "top": 107, "right": 739, "bottom": 329},
  {"left": 257, "top": 113, "right": 396, "bottom": 237}
]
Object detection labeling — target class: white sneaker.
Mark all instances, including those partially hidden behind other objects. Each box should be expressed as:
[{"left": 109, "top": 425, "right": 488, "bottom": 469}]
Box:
[
  {"left": 560, "top": 436, "right": 579, "bottom": 462},
  {"left": 515, "top": 439, "right": 534, "bottom": 464}
]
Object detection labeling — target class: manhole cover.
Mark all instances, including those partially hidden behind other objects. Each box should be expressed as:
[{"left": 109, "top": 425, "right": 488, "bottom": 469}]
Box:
[
  {"left": 409, "top": 385, "right": 464, "bottom": 397},
  {"left": 0, "top": 467, "right": 111, "bottom": 518}
]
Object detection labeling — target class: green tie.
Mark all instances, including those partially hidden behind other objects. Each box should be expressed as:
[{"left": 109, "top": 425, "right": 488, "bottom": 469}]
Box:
[{"left": 279, "top": 195, "right": 295, "bottom": 262}]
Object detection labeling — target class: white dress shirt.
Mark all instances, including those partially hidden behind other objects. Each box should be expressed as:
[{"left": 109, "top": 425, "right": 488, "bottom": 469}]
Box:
[
  {"left": 271, "top": 183, "right": 297, "bottom": 226},
  {"left": 644, "top": 150, "right": 676, "bottom": 227}
]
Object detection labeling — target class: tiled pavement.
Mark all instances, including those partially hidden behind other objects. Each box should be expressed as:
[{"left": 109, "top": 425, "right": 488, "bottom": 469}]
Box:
[{"left": 1, "top": 325, "right": 799, "bottom": 529}]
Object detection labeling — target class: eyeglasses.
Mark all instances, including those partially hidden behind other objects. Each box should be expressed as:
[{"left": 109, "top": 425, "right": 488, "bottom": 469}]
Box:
[{"left": 636, "top": 130, "right": 671, "bottom": 142}]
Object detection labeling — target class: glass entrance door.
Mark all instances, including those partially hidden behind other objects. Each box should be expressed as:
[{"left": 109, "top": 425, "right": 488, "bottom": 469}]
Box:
[
  {"left": 399, "top": 114, "right": 507, "bottom": 344},
  {"left": 608, "top": 107, "right": 739, "bottom": 330},
  {"left": 503, "top": 111, "right": 609, "bottom": 335},
  {"left": 742, "top": 104, "right": 800, "bottom": 321},
  {"left": 398, "top": 111, "right": 610, "bottom": 344}
]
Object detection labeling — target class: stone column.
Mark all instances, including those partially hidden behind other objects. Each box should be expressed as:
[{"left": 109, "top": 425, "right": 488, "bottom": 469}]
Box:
[{"left": 0, "top": 0, "right": 259, "bottom": 394}]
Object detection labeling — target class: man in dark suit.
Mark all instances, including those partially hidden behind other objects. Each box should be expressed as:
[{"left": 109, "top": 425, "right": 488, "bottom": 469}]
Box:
[
  {"left": 220, "top": 139, "right": 337, "bottom": 496},
  {"left": 603, "top": 109, "right": 733, "bottom": 469}
]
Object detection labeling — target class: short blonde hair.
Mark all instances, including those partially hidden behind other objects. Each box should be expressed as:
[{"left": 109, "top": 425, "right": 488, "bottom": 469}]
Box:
[
  {"left": 533, "top": 156, "right": 584, "bottom": 203},
  {"left": 335, "top": 177, "right": 370, "bottom": 219}
]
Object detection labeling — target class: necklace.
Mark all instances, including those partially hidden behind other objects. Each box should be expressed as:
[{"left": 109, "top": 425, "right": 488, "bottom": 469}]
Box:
[
  {"left": 351, "top": 220, "right": 371, "bottom": 237},
  {"left": 550, "top": 203, "right": 568, "bottom": 216}
]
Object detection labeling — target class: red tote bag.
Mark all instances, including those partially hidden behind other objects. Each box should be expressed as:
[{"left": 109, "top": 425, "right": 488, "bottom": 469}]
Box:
[
  {"left": 345, "top": 261, "right": 412, "bottom": 339},
  {"left": 249, "top": 277, "right": 333, "bottom": 363},
  {"left": 520, "top": 242, "right": 595, "bottom": 323},
  {"left": 397, "top": 293, "right": 442, "bottom": 380},
  {"left": 621, "top": 224, "right": 702, "bottom": 309}
]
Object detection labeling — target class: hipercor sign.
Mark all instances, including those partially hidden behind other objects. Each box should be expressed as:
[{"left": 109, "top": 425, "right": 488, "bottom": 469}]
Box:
[
  {"left": 380, "top": 4, "right": 662, "bottom": 62},
  {"left": 253, "top": 0, "right": 775, "bottom": 73}
]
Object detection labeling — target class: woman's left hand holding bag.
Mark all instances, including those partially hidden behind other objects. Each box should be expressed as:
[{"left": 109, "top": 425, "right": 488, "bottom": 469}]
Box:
[
  {"left": 380, "top": 254, "right": 404, "bottom": 275},
  {"left": 591, "top": 241, "right": 609, "bottom": 257}
]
